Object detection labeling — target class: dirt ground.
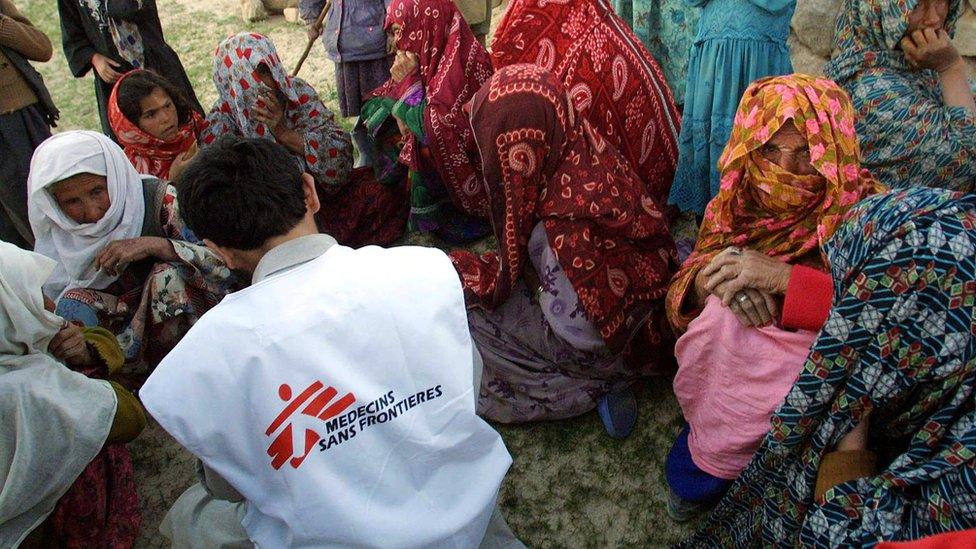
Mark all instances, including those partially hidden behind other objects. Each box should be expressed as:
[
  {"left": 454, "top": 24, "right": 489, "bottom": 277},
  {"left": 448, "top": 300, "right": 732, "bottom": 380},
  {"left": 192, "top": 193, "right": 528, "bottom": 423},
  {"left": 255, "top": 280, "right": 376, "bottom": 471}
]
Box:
[{"left": 20, "top": 0, "right": 697, "bottom": 545}]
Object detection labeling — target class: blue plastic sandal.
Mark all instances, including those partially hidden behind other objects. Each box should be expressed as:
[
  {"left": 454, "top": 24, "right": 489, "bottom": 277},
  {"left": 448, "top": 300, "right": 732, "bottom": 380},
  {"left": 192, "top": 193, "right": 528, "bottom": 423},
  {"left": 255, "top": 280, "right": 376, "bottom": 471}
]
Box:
[{"left": 597, "top": 387, "right": 637, "bottom": 439}]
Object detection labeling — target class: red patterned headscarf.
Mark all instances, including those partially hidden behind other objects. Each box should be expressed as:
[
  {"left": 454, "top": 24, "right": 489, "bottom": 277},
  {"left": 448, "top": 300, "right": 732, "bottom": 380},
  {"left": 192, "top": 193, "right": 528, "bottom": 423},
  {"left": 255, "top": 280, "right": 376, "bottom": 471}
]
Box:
[
  {"left": 491, "top": 0, "right": 681, "bottom": 204},
  {"left": 450, "top": 64, "right": 676, "bottom": 353},
  {"left": 108, "top": 70, "right": 204, "bottom": 180},
  {"left": 385, "top": 0, "right": 494, "bottom": 217},
  {"left": 665, "top": 74, "right": 886, "bottom": 333}
]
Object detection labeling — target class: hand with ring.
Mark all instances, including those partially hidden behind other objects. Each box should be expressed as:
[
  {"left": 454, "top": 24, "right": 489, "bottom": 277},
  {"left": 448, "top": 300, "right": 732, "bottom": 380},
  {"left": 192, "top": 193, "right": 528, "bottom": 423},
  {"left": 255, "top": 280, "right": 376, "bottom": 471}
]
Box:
[
  {"left": 701, "top": 248, "right": 793, "bottom": 305},
  {"left": 727, "top": 288, "right": 779, "bottom": 328}
]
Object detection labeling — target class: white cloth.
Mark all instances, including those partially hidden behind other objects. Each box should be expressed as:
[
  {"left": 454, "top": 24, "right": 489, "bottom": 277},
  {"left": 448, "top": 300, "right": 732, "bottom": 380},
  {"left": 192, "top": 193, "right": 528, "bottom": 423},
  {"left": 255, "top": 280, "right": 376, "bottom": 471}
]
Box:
[
  {"left": 0, "top": 242, "right": 117, "bottom": 546},
  {"left": 27, "top": 130, "right": 148, "bottom": 300},
  {"left": 142, "top": 245, "right": 512, "bottom": 548}
]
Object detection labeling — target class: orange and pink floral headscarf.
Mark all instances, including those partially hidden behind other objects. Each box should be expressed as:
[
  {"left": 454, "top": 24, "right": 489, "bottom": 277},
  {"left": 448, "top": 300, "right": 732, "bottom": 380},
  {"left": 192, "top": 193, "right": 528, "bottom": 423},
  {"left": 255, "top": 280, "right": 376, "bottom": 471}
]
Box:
[{"left": 666, "top": 74, "right": 886, "bottom": 333}]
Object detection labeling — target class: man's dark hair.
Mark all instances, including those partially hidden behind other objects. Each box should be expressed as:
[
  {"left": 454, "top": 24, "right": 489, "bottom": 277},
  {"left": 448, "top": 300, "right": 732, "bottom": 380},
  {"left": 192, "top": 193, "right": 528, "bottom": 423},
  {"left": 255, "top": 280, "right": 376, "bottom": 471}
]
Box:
[
  {"left": 116, "top": 70, "right": 194, "bottom": 127},
  {"left": 178, "top": 136, "right": 308, "bottom": 250}
]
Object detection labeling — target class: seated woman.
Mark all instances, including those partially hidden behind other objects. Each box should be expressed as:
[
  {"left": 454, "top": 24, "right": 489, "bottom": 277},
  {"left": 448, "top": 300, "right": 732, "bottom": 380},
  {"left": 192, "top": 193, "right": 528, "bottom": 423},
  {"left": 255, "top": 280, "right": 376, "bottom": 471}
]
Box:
[
  {"left": 825, "top": 0, "right": 975, "bottom": 190},
  {"left": 685, "top": 187, "right": 976, "bottom": 546},
  {"left": 451, "top": 64, "right": 677, "bottom": 436},
  {"left": 0, "top": 242, "right": 146, "bottom": 547},
  {"left": 662, "top": 74, "right": 883, "bottom": 519},
  {"left": 27, "top": 130, "right": 234, "bottom": 369},
  {"left": 491, "top": 0, "right": 682, "bottom": 204},
  {"left": 108, "top": 69, "right": 205, "bottom": 181},
  {"left": 362, "top": 0, "right": 493, "bottom": 243},
  {"left": 203, "top": 32, "right": 407, "bottom": 247}
]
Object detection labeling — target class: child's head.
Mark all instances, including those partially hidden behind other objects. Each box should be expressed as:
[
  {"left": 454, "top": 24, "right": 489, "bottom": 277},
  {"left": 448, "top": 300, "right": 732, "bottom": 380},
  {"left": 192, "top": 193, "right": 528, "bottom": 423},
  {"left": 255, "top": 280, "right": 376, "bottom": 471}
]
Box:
[
  {"left": 178, "top": 136, "right": 320, "bottom": 270},
  {"left": 115, "top": 70, "right": 193, "bottom": 141}
]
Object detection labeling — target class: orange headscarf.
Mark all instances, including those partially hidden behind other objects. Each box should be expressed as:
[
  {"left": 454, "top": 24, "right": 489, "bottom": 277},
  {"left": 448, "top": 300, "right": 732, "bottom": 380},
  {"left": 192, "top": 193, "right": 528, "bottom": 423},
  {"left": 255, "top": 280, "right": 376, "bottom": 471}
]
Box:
[{"left": 665, "top": 74, "right": 885, "bottom": 333}]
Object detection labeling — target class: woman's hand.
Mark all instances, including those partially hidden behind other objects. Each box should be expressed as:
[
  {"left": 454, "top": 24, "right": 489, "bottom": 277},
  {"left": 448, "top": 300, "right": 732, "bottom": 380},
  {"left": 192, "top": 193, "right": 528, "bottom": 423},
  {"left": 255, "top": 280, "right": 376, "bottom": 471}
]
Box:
[
  {"left": 306, "top": 22, "right": 322, "bottom": 42},
  {"left": 393, "top": 113, "right": 410, "bottom": 138},
  {"left": 390, "top": 50, "right": 419, "bottom": 83},
  {"left": 253, "top": 90, "right": 286, "bottom": 132},
  {"left": 168, "top": 139, "right": 198, "bottom": 182},
  {"left": 49, "top": 322, "right": 95, "bottom": 368},
  {"left": 702, "top": 248, "right": 792, "bottom": 304},
  {"left": 91, "top": 53, "right": 123, "bottom": 84},
  {"left": 96, "top": 236, "right": 177, "bottom": 276},
  {"left": 836, "top": 412, "right": 870, "bottom": 452},
  {"left": 901, "top": 28, "right": 962, "bottom": 73},
  {"left": 726, "top": 287, "right": 779, "bottom": 328}
]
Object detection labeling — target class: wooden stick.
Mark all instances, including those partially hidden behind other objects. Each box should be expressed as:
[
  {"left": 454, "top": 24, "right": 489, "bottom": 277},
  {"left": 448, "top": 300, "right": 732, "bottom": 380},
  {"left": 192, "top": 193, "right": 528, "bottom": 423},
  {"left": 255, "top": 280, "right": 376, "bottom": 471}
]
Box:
[{"left": 292, "top": 0, "right": 332, "bottom": 77}]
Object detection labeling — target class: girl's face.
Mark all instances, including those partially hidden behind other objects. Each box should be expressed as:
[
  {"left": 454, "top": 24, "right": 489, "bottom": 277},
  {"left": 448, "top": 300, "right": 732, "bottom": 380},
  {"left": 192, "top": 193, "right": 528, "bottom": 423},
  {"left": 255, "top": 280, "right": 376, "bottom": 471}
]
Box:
[
  {"left": 907, "top": 0, "right": 950, "bottom": 34},
  {"left": 50, "top": 173, "right": 111, "bottom": 224},
  {"left": 758, "top": 124, "right": 818, "bottom": 176},
  {"left": 137, "top": 86, "right": 179, "bottom": 141}
]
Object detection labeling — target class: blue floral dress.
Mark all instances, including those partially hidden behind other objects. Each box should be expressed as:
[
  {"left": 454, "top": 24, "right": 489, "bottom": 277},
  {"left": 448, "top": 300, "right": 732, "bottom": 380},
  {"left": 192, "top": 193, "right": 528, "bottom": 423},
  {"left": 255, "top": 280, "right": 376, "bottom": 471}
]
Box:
[{"left": 667, "top": 0, "right": 795, "bottom": 215}]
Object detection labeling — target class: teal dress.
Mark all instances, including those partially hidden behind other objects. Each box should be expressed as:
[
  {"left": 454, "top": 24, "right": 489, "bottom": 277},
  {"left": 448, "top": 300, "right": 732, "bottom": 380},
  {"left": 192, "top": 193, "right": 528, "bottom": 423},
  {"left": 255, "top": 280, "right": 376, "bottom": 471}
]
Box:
[
  {"left": 613, "top": 0, "right": 700, "bottom": 105},
  {"left": 668, "top": 0, "right": 795, "bottom": 215}
]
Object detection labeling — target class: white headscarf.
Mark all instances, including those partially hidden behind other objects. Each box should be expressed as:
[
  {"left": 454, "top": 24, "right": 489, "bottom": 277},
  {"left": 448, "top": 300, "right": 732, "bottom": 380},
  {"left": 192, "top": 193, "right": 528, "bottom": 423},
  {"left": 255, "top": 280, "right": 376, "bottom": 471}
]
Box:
[
  {"left": 0, "top": 242, "right": 116, "bottom": 546},
  {"left": 27, "top": 131, "right": 148, "bottom": 300}
]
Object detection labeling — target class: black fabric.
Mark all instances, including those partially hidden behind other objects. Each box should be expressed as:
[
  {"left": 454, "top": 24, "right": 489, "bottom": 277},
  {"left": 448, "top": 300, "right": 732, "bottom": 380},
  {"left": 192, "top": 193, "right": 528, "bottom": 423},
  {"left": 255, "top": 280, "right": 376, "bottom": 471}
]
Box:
[
  {"left": 140, "top": 177, "right": 166, "bottom": 238},
  {"left": 57, "top": 0, "right": 202, "bottom": 140},
  {"left": 0, "top": 103, "right": 50, "bottom": 249}
]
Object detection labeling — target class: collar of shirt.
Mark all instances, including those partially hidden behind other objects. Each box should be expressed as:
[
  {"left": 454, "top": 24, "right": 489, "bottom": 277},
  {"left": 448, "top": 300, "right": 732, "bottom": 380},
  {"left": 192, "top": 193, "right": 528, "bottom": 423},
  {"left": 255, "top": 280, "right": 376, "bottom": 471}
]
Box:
[{"left": 252, "top": 233, "right": 338, "bottom": 284}]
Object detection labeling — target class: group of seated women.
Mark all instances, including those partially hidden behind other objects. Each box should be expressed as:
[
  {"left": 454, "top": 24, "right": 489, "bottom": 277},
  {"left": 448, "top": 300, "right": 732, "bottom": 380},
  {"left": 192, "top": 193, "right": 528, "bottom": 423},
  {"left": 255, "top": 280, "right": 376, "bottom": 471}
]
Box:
[{"left": 3, "top": 0, "right": 976, "bottom": 545}]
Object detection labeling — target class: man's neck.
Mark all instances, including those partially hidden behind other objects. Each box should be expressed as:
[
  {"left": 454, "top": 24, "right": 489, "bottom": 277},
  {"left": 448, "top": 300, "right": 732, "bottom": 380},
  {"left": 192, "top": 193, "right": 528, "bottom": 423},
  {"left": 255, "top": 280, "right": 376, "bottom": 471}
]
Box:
[{"left": 239, "top": 217, "right": 320, "bottom": 274}]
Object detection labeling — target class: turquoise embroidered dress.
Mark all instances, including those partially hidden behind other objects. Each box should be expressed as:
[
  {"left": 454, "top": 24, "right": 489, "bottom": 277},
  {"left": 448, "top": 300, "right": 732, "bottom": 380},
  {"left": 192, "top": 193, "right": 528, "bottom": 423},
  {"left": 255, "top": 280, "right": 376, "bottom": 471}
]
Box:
[
  {"left": 824, "top": 0, "right": 975, "bottom": 191},
  {"left": 667, "top": 0, "right": 795, "bottom": 215},
  {"left": 612, "top": 0, "right": 700, "bottom": 103}
]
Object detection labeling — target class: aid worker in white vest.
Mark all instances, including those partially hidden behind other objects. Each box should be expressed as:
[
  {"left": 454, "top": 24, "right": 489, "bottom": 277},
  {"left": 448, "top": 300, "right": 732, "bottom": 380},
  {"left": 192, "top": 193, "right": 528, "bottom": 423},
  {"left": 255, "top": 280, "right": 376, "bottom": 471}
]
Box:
[{"left": 140, "top": 135, "right": 523, "bottom": 548}]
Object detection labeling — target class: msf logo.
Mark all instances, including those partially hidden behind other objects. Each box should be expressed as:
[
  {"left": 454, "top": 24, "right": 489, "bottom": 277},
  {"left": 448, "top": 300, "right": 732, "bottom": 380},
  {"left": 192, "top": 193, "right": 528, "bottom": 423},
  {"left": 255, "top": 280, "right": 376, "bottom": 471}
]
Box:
[{"left": 265, "top": 381, "right": 356, "bottom": 470}]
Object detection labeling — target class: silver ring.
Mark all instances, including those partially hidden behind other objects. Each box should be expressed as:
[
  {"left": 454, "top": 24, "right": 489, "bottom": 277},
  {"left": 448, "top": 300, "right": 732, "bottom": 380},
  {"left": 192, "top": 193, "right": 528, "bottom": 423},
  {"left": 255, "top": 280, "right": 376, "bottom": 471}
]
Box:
[
  {"left": 728, "top": 246, "right": 743, "bottom": 256},
  {"left": 736, "top": 292, "right": 749, "bottom": 303}
]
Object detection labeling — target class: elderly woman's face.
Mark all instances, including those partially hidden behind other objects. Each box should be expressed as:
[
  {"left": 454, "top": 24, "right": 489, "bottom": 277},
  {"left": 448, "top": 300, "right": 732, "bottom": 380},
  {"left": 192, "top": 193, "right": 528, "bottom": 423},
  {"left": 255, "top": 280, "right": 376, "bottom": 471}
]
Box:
[
  {"left": 758, "top": 123, "right": 818, "bottom": 176},
  {"left": 907, "top": 0, "right": 950, "bottom": 33},
  {"left": 51, "top": 173, "right": 110, "bottom": 224}
]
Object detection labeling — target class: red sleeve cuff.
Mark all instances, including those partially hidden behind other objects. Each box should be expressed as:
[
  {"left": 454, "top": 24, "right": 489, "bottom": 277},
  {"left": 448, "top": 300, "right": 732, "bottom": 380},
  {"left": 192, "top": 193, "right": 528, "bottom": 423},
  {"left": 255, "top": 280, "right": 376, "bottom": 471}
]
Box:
[{"left": 781, "top": 265, "right": 833, "bottom": 332}]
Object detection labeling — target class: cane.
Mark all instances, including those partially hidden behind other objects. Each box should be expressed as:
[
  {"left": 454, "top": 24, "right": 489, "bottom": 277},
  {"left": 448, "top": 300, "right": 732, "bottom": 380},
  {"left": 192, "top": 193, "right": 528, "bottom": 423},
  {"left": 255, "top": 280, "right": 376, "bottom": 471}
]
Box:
[{"left": 292, "top": 0, "right": 333, "bottom": 77}]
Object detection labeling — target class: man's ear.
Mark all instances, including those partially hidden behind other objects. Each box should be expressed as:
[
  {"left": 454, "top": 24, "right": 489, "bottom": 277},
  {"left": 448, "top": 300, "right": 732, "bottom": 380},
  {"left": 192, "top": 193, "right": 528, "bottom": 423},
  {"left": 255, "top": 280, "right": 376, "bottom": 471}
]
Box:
[
  {"left": 203, "top": 238, "right": 237, "bottom": 270},
  {"left": 301, "top": 173, "right": 321, "bottom": 216}
]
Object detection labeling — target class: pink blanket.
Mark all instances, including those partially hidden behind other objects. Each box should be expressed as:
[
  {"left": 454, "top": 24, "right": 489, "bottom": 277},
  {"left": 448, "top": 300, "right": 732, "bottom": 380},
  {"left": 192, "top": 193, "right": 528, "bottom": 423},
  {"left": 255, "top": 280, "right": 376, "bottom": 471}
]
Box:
[{"left": 673, "top": 296, "right": 817, "bottom": 479}]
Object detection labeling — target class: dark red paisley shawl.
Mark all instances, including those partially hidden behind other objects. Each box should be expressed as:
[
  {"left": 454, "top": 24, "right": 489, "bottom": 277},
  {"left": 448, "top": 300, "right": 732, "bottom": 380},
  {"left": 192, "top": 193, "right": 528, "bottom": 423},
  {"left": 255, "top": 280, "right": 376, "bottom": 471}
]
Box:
[
  {"left": 450, "top": 64, "right": 677, "bottom": 354},
  {"left": 491, "top": 0, "right": 681, "bottom": 204},
  {"left": 384, "top": 0, "right": 494, "bottom": 217}
]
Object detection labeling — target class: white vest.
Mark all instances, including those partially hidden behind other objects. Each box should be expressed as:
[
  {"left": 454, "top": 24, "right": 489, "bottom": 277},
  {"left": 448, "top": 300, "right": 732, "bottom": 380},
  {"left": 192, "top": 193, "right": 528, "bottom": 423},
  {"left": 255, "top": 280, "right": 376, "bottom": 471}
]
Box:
[{"left": 141, "top": 245, "right": 512, "bottom": 548}]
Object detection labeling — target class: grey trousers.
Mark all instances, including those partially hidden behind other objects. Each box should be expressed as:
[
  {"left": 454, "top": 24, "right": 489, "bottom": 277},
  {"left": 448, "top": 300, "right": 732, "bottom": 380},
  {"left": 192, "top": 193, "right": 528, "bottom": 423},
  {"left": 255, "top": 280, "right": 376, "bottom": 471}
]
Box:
[{"left": 160, "top": 484, "right": 524, "bottom": 548}]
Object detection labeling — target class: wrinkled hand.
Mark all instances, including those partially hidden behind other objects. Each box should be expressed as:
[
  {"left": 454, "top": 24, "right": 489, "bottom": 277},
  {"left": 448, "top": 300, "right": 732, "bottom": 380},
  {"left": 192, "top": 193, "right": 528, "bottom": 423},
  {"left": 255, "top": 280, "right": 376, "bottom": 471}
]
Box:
[
  {"left": 91, "top": 53, "right": 124, "bottom": 84},
  {"left": 701, "top": 248, "right": 792, "bottom": 305},
  {"left": 253, "top": 90, "right": 285, "bottom": 132},
  {"left": 96, "top": 237, "right": 176, "bottom": 276},
  {"left": 902, "top": 28, "right": 962, "bottom": 73},
  {"left": 390, "top": 50, "right": 418, "bottom": 83},
  {"left": 306, "top": 23, "right": 322, "bottom": 42},
  {"left": 49, "top": 322, "right": 94, "bottom": 368},
  {"left": 726, "top": 287, "right": 779, "bottom": 327},
  {"left": 393, "top": 113, "right": 410, "bottom": 138}
]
